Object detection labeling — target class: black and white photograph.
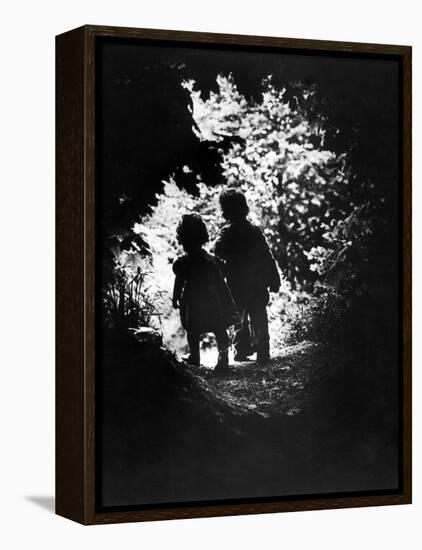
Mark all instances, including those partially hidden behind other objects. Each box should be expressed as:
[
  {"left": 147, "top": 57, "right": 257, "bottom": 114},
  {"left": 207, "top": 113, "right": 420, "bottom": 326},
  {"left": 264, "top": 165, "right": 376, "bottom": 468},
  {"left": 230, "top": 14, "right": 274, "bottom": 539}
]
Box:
[
  {"left": 2, "top": 0, "right": 421, "bottom": 543},
  {"left": 95, "top": 36, "right": 403, "bottom": 510}
]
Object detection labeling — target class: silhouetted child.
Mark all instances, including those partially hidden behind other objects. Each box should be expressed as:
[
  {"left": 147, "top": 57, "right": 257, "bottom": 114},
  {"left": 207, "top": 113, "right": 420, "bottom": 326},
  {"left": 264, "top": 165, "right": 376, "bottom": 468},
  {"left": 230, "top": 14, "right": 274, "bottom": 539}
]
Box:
[
  {"left": 214, "top": 189, "right": 281, "bottom": 364},
  {"left": 172, "top": 213, "right": 238, "bottom": 371}
]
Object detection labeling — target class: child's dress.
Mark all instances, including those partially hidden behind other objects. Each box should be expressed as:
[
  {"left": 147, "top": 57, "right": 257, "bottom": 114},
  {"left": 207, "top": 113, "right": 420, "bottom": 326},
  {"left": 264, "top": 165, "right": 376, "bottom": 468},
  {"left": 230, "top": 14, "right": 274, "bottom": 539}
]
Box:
[{"left": 173, "top": 249, "right": 238, "bottom": 334}]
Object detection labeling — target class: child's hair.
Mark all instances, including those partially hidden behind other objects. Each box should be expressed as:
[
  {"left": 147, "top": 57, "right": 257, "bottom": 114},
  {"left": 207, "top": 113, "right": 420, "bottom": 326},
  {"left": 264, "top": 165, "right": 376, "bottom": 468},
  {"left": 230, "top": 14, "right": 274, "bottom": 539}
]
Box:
[
  {"left": 176, "top": 213, "right": 209, "bottom": 251},
  {"left": 219, "top": 188, "right": 249, "bottom": 221}
]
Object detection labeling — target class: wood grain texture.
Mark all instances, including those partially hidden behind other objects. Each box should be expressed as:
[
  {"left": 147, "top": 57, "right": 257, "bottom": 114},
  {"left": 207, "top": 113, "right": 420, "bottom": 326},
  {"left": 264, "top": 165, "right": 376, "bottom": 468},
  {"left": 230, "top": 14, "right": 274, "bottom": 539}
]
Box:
[
  {"left": 90, "top": 494, "right": 410, "bottom": 525},
  {"left": 84, "top": 26, "right": 97, "bottom": 524},
  {"left": 55, "top": 26, "right": 86, "bottom": 524},
  {"left": 85, "top": 24, "right": 411, "bottom": 55},
  {"left": 56, "top": 25, "right": 412, "bottom": 525}
]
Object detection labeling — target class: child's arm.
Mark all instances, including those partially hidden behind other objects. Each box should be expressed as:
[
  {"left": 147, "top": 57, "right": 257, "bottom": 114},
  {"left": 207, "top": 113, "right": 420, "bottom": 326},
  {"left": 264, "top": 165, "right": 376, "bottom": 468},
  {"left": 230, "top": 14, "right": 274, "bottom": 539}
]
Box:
[
  {"left": 172, "top": 257, "right": 186, "bottom": 309},
  {"left": 256, "top": 228, "right": 281, "bottom": 292},
  {"left": 214, "top": 226, "right": 231, "bottom": 260},
  {"left": 172, "top": 273, "right": 184, "bottom": 309},
  {"left": 267, "top": 250, "right": 281, "bottom": 292}
]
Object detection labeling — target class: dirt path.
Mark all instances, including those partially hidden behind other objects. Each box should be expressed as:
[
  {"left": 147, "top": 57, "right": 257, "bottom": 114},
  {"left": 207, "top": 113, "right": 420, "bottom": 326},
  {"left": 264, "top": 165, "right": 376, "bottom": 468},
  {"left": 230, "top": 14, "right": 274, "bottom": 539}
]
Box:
[
  {"left": 101, "top": 338, "right": 399, "bottom": 505},
  {"left": 182, "top": 341, "right": 322, "bottom": 419}
]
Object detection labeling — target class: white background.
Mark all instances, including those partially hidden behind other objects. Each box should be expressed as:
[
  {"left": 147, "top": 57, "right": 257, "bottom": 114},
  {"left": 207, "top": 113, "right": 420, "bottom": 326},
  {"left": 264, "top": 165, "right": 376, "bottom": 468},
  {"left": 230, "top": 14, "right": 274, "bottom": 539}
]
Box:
[{"left": 0, "top": 0, "right": 419, "bottom": 547}]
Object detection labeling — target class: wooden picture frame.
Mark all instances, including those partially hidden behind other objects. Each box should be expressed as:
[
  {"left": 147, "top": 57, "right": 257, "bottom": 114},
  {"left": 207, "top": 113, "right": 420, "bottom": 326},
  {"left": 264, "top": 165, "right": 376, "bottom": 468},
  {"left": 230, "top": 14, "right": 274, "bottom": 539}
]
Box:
[{"left": 56, "top": 24, "right": 412, "bottom": 525}]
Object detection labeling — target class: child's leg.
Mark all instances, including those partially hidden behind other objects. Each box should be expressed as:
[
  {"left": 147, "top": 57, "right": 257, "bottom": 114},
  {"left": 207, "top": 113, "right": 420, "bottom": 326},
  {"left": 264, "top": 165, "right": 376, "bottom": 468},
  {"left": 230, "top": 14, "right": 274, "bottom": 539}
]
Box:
[
  {"left": 214, "top": 328, "right": 229, "bottom": 371},
  {"left": 232, "top": 309, "right": 253, "bottom": 358},
  {"left": 215, "top": 328, "right": 229, "bottom": 351},
  {"left": 185, "top": 331, "right": 200, "bottom": 366},
  {"left": 249, "top": 303, "right": 270, "bottom": 362}
]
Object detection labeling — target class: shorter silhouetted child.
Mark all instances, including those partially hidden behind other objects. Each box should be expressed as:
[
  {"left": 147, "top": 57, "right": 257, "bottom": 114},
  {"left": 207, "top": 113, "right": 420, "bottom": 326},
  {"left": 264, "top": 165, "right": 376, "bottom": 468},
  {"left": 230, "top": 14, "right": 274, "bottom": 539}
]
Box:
[{"left": 172, "top": 213, "right": 238, "bottom": 371}]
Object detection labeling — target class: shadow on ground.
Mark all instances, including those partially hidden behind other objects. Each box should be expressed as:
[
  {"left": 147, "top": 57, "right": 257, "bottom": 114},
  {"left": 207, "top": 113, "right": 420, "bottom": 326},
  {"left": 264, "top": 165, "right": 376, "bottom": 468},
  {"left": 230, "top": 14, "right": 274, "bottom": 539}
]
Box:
[
  {"left": 97, "top": 336, "right": 399, "bottom": 509},
  {"left": 25, "top": 496, "right": 55, "bottom": 513}
]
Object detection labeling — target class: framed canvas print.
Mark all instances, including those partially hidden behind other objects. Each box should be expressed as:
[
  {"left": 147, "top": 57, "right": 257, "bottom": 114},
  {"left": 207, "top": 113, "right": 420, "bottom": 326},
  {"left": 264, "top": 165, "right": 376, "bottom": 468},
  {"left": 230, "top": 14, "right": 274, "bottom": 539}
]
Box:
[{"left": 56, "top": 25, "right": 411, "bottom": 524}]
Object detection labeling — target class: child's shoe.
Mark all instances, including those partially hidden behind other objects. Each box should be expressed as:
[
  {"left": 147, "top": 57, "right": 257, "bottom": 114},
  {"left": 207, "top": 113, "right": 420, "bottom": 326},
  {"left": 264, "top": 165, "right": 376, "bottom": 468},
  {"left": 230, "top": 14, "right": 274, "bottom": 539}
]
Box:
[
  {"left": 234, "top": 352, "right": 252, "bottom": 362},
  {"left": 256, "top": 352, "right": 270, "bottom": 366},
  {"left": 182, "top": 353, "right": 200, "bottom": 366},
  {"left": 214, "top": 349, "right": 229, "bottom": 372}
]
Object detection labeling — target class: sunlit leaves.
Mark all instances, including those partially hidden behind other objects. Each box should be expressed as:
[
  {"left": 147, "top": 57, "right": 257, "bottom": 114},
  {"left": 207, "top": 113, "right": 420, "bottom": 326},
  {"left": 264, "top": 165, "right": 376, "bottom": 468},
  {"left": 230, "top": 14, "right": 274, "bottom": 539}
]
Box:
[
  {"left": 115, "top": 73, "right": 380, "bottom": 348},
  {"left": 183, "top": 74, "right": 354, "bottom": 286}
]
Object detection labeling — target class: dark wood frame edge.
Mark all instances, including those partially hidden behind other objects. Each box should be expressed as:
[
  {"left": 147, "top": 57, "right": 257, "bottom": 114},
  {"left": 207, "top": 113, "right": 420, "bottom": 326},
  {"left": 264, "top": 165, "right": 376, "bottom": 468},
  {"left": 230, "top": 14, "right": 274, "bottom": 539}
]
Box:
[{"left": 55, "top": 25, "right": 412, "bottom": 525}]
